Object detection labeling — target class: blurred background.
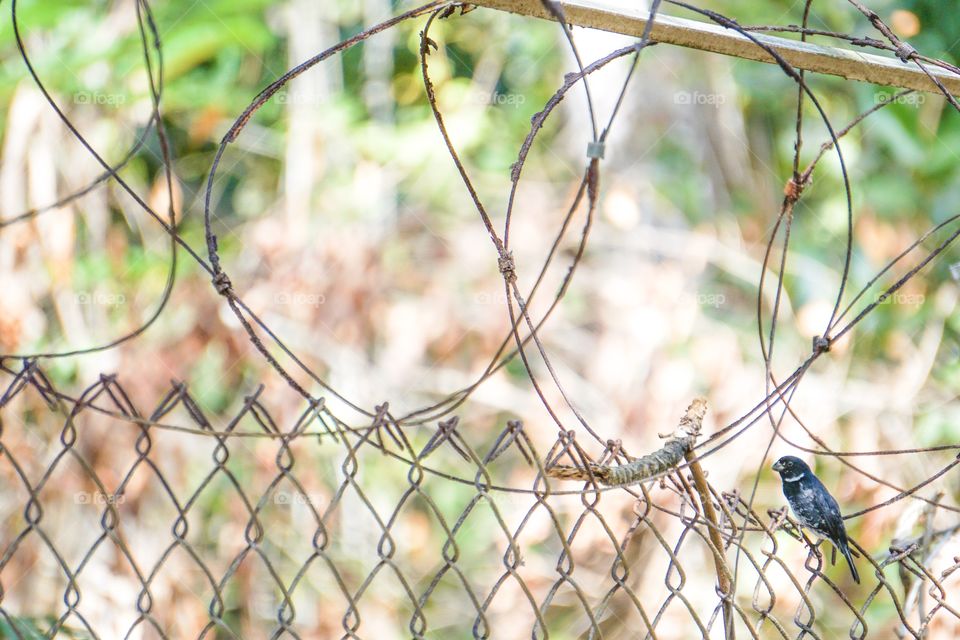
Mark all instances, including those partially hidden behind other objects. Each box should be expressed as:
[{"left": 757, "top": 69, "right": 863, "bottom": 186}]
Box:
[{"left": 2, "top": 0, "right": 960, "bottom": 637}]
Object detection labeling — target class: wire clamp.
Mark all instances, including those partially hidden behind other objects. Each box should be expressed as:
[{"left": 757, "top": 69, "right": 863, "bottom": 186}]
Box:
[
  {"left": 812, "top": 334, "right": 831, "bottom": 354},
  {"left": 212, "top": 271, "right": 233, "bottom": 296},
  {"left": 895, "top": 42, "right": 917, "bottom": 63}
]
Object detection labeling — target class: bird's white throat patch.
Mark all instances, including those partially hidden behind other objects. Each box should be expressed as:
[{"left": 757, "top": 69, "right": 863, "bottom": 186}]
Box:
[{"left": 783, "top": 472, "right": 804, "bottom": 482}]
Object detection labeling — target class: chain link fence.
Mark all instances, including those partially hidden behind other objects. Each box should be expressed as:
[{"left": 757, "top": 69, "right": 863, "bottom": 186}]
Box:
[{"left": 2, "top": 364, "right": 959, "bottom": 638}]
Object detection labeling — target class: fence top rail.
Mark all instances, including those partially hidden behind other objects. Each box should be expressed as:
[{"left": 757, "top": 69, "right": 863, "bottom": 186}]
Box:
[{"left": 469, "top": 0, "right": 960, "bottom": 96}]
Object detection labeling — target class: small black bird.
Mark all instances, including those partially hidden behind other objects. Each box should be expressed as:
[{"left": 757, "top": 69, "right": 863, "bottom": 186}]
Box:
[{"left": 771, "top": 455, "right": 860, "bottom": 584}]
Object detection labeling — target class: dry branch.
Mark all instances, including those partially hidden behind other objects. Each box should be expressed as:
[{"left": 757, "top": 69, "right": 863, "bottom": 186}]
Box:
[{"left": 547, "top": 398, "right": 708, "bottom": 485}]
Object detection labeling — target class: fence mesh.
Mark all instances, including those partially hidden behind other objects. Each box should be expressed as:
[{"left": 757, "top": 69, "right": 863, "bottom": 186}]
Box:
[
  {"left": 2, "top": 0, "right": 960, "bottom": 638},
  {"left": 3, "top": 364, "right": 959, "bottom": 639}
]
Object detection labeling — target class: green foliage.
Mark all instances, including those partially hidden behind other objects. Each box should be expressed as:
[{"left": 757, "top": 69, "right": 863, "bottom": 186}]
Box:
[{"left": 0, "top": 617, "right": 93, "bottom": 639}]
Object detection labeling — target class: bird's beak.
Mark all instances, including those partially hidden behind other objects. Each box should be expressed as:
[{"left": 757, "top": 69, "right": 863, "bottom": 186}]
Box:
[{"left": 771, "top": 460, "right": 784, "bottom": 472}]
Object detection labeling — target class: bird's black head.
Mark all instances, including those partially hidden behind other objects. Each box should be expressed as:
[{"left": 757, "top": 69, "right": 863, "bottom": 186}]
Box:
[{"left": 771, "top": 456, "right": 811, "bottom": 481}]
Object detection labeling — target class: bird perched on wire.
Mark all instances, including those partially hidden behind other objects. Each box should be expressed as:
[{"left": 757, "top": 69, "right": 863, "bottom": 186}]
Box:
[{"left": 771, "top": 455, "right": 860, "bottom": 584}]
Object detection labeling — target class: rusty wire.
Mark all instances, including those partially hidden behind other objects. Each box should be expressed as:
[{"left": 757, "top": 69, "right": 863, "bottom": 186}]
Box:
[
  {"left": 2, "top": 367, "right": 960, "bottom": 638},
  {"left": 2, "top": 0, "right": 960, "bottom": 638}
]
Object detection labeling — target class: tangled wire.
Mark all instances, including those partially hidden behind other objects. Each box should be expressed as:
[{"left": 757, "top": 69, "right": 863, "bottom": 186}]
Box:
[{"left": 2, "top": 0, "right": 960, "bottom": 638}]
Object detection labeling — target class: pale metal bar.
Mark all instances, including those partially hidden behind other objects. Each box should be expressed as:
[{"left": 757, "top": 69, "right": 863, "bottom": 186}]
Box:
[{"left": 469, "top": 0, "right": 960, "bottom": 96}]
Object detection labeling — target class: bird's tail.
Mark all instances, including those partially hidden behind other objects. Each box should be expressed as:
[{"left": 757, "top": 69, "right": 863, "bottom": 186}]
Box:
[{"left": 841, "top": 542, "right": 860, "bottom": 584}]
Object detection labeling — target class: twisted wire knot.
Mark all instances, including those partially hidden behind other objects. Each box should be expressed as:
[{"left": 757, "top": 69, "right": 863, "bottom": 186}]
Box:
[
  {"left": 497, "top": 251, "right": 516, "bottom": 284},
  {"left": 212, "top": 271, "right": 233, "bottom": 296}
]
